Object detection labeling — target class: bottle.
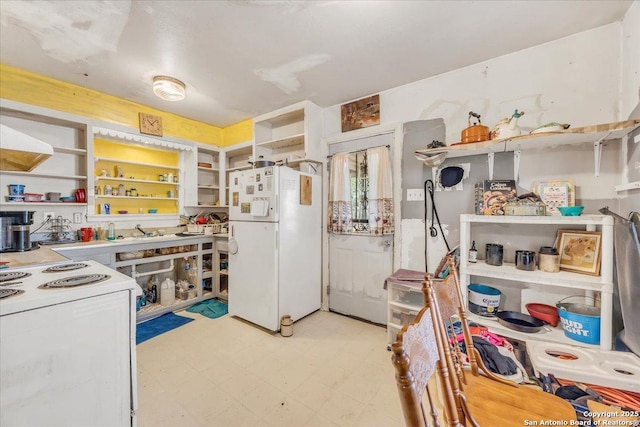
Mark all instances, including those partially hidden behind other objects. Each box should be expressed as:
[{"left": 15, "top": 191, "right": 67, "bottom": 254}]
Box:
[
  {"left": 469, "top": 240, "right": 478, "bottom": 263},
  {"left": 187, "top": 258, "right": 198, "bottom": 286},
  {"left": 107, "top": 222, "right": 116, "bottom": 240}
]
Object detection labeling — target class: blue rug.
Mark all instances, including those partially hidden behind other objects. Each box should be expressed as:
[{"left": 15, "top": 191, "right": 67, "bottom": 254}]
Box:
[
  {"left": 136, "top": 312, "right": 194, "bottom": 344},
  {"left": 186, "top": 299, "right": 228, "bottom": 319}
]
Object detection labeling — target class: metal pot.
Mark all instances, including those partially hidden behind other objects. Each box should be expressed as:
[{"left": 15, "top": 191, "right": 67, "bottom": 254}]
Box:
[
  {"left": 496, "top": 310, "right": 545, "bottom": 333},
  {"left": 253, "top": 160, "right": 275, "bottom": 168}
]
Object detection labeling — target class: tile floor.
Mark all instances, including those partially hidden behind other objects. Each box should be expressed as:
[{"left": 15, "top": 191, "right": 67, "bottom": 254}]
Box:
[{"left": 137, "top": 309, "right": 405, "bottom": 427}]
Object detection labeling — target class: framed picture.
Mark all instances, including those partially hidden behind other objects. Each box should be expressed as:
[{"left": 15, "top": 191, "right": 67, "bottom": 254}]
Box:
[
  {"left": 341, "top": 94, "right": 380, "bottom": 132},
  {"left": 555, "top": 230, "right": 602, "bottom": 275}
]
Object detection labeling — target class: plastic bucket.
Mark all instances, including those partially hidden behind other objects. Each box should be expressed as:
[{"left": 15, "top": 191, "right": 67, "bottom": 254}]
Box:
[
  {"left": 468, "top": 284, "right": 501, "bottom": 317},
  {"left": 557, "top": 296, "right": 600, "bottom": 345}
]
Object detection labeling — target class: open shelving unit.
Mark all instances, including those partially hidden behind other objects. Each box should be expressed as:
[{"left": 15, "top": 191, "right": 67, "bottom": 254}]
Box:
[{"left": 459, "top": 214, "right": 614, "bottom": 351}]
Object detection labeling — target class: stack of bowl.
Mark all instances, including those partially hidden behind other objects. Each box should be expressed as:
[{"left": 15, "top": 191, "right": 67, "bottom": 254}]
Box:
[{"left": 7, "top": 184, "right": 25, "bottom": 202}]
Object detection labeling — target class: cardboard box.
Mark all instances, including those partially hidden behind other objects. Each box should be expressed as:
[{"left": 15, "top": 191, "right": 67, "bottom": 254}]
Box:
[{"left": 481, "top": 180, "right": 517, "bottom": 215}]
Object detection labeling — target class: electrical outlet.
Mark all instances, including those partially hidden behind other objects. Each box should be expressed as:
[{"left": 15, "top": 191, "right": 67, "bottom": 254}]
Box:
[
  {"left": 44, "top": 212, "right": 55, "bottom": 221},
  {"left": 73, "top": 212, "right": 82, "bottom": 224},
  {"left": 406, "top": 188, "right": 425, "bottom": 201}
]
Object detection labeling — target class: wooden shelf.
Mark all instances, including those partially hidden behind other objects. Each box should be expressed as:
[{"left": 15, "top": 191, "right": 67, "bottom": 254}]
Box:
[
  {"left": 96, "top": 195, "right": 178, "bottom": 200},
  {"left": 415, "top": 119, "right": 639, "bottom": 179},
  {"left": 1, "top": 170, "right": 87, "bottom": 180},
  {"left": 95, "top": 176, "right": 178, "bottom": 185},
  {"left": 53, "top": 146, "right": 86, "bottom": 155},
  {"left": 256, "top": 133, "right": 304, "bottom": 150},
  {"left": 416, "top": 119, "right": 639, "bottom": 159},
  {"left": 95, "top": 156, "right": 178, "bottom": 170}
]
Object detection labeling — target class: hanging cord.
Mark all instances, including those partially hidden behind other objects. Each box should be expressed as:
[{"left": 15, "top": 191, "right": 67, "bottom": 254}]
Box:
[{"left": 424, "top": 179, "right": 451, "bottom": 272}]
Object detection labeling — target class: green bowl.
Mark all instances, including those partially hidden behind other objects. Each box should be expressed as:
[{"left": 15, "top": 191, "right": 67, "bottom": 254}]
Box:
[{"left": 558, "top": 206, "right": 584, "bottom": 216}]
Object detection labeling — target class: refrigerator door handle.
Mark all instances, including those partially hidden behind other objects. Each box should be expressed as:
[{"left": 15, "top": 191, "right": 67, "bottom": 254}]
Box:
[{"left": 228, "top": 238, "right": 238, "bottom": 255}]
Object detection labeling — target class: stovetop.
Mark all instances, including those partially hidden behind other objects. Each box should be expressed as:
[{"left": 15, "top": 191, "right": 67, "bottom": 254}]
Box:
[{"left": 0, "top": 260, "right": 136, "bottom": 316}]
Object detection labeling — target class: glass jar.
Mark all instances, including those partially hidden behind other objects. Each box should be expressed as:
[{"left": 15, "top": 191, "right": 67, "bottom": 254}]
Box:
[{"left": 130, "top": 188, "right": 138, "bottom": 197}]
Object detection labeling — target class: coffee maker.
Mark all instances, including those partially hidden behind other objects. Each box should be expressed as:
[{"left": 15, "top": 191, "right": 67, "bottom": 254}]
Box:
[{"left": 0, "top": 211, "right": 36, "bottom": 252}]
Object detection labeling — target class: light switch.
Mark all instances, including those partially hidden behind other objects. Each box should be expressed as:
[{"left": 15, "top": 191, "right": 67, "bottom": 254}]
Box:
[
  {"left": 73, "top": 212, "right": 82, "bottom": 224},
  {"left": 407, "top": 188, "right": 424, "bottom": 201}
]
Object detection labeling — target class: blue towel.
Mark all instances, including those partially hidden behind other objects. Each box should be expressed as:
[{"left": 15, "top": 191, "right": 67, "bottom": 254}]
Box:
[
  {"left": 186, "top": 299, "right": 228, "bottom": 319},
  {"left": 136, "top": 312, "right": 194, "bottom": 344}
]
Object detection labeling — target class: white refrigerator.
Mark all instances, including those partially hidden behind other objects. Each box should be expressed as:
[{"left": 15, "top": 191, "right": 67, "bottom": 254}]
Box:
[{"left": 228, "top": 166, "right": 321, "bottom": 331}]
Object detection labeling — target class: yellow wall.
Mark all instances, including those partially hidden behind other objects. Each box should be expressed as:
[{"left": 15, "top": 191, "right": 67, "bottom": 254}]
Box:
[{"left": 0, "top": 64, "right": 253, "bottom": 146}]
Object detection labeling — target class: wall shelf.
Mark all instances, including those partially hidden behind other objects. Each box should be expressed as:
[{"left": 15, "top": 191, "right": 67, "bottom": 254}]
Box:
[
  {"left": 615, "top": 181, "right": 640, "bottom": 192},
  {"left": 415, "top": 119, "right": 640, "bottom": 180},
  {"left": 95, "top": 176, "right": 179, "bottom": 185},
  {"left": 95, "top": 157, "right": 179, "bottom": 170},
  {"left": 2, "top": 170, "right": 87, "bottom": 180},
  {"left": 96, "top": 195, "right": 178, "bottom": 201}
]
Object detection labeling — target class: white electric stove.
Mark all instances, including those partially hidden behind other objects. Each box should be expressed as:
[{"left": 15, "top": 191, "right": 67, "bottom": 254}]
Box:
[{"left": 0, "top": 260, "right": 138, "bottom": 426}]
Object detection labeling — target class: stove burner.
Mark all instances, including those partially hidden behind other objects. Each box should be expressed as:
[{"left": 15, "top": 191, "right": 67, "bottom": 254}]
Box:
[
  {"left": 0, "top": 288, "right": 25, "bottom": 299},
  {"left": 39, "top": 274, "right": 111, "bottom": 289},
  {"left": 43, "top": 263, "right": 89, "bottom": 273},
  {"left": 0, "top": 271, "right": 31, "bottom": 283}
]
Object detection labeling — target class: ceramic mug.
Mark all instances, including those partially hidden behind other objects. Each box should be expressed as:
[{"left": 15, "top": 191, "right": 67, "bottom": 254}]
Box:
[{"left": 80, "top": 227, "right": 93, "bottom": 242}]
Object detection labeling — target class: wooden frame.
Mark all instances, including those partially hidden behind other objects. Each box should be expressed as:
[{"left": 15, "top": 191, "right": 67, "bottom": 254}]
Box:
[{"left": 555, "top": 229, "right": 602, "bottom": 276}]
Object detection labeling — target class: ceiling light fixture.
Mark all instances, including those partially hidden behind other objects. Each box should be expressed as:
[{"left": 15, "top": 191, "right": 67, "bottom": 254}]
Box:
[{"left": 152, "top": 75, "right": 186, "bottom": 101}]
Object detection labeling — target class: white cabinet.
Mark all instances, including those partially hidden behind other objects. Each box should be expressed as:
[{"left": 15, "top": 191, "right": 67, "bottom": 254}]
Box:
[
  {"left": 221, "top": 142, "right": 252, "bottom": 207},
  {"left": 91, "top": 127, "right": 194, "bottom": 220},
  {"left": 195, "top": 146, "right": 221, "bottom": 207},
  {"left": 253, "top": 100, "right": 323, "bottom": 167},
  {"left": 0, "top": 102, "right": 88, "bottom": 207},
  {"left": 459, "top": 214, "right": 614, "bottom": 350}
]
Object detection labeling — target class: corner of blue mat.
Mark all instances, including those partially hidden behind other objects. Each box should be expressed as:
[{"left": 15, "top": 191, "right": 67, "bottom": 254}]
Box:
[
  {"left": 186, "top": 299, "right": 228, "bottom": 319},
  {"left": 136, "top": 312, "right": 194, "bottom": 345}
]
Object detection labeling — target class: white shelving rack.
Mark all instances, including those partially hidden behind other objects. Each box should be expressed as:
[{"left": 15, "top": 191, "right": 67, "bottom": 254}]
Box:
[{"left": 459, "top": 214, "right": 614, "bottom": 351}]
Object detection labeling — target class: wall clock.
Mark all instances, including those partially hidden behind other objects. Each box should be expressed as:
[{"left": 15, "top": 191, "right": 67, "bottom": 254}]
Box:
[{"left": 139, "top": 113, "right": 163, "bottom": 136}]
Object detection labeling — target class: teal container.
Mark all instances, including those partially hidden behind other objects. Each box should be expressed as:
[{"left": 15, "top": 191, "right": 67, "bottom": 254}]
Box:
[
  {"left": 557, "top": 300, "right": 600, "bottom": 345},
  {"left": 468, "top": 284, "right": 501, "bottom": 317}
]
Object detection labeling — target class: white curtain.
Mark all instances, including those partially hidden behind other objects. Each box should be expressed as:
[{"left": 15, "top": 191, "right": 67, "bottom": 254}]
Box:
[
  {"left": 328, "top": 152, "right": 353, "bottom": 233},
  {"left": 367, "top": 146, "right": 394, "bottom": 235}
]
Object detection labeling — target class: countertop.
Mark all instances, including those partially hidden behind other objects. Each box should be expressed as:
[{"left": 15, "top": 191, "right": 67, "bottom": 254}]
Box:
[{"left": 1, "top": 233, "right": 228, "bottom": 269}]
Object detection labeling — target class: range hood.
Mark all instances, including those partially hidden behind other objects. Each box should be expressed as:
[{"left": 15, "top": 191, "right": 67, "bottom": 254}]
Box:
[{"left": 0, "top": 124, "right": 54, "bottom": 172}]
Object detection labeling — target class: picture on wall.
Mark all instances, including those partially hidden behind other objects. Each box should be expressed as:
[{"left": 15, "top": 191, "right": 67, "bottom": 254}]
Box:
[
  {"left": 341, "top": 95, "right": 380, "bottom": 132},
  {"left": 555, "top": 230, "right": 602, "bottom": 276}
]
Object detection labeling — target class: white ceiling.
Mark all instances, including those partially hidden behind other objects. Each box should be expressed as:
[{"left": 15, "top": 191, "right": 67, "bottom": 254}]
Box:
[{"left": 0, "top": 0, "right": 633, "bottom": 128}]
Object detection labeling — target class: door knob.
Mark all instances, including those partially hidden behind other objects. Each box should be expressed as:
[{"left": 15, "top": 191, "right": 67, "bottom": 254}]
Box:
[{"left": 383, "top": 240, "right": 392, "bottom": 248}]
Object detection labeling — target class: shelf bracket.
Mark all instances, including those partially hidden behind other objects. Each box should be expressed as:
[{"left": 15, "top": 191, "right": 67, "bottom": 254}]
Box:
[
  {"left": 487, "top": 152, "right": 495, "bottom": 180},
  {"left": 593, "top": 132, "right": 610, "bottom": 177},
  {"left": 513, "top": 150, "right": 521, "bottom": 183}
]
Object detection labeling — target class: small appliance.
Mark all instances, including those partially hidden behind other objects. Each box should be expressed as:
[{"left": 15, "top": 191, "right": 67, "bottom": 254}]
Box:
[{"left": 0, "top": 211, "right": 36, "bottom": 252}]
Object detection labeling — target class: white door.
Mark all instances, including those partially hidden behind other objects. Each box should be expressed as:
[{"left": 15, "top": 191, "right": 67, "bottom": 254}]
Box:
[
  {"left": 329, "top": 234, "right": 392, "bottom": 324},
  {"left": 326, "top": 130, "right": 396, "bottom": 325},
  {"left": 228, "top": 221, "right": 279, "bottom": 331}
]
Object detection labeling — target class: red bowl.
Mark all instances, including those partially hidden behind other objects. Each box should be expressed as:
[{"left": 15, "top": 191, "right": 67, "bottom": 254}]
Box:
[{"left": 526, "top": 303, "right": 559, "bottom": 327}]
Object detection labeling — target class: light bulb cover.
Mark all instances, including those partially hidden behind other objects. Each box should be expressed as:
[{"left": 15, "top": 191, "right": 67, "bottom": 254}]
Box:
[{"left": 153, "top": 76, "right": 185, "bottom": 101}]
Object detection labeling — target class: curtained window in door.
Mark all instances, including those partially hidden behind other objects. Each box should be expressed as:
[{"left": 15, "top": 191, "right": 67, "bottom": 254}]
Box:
[
  {"left": 328, "top": 146, "right": 393, "bottom": 235},
  {"left": 367, "top": 145, "right": 394, "bottom": 235},
  {"left": 328, "top": 152, "right": 353, "bottom": 233}
]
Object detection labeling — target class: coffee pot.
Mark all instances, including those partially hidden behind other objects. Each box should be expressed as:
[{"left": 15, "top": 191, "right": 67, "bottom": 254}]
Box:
[
  {"left": 0, "top": 211, "right": 36, "bottom": 252},
  {"left": 490, "top": 109, "right": 525, "bottom": 140}
]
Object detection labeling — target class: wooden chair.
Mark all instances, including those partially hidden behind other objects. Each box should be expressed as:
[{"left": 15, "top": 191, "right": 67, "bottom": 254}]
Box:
[
  {"left": 391, "top": 303, "right": 468, "bottom": 427},
  {"left": 423, "top": 259, "right": 578, "bottom": 425}
]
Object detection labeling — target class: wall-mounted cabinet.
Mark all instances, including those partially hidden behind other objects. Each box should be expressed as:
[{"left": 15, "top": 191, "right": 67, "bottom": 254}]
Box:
[
  {"left": 90, "top": 127, "right": 195, "bottom": 220},
  {"left": 0, "top": 102, "right": 88, "bottom": 207},
  {"left": 253, "top": 100, "right": 323, "bottom": 168},
  {"left": 221, "top": 142, "right": 253, "bottom": 207},
  {"left": 195, "top": 147, "right": 221, "bottom": 207}
]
